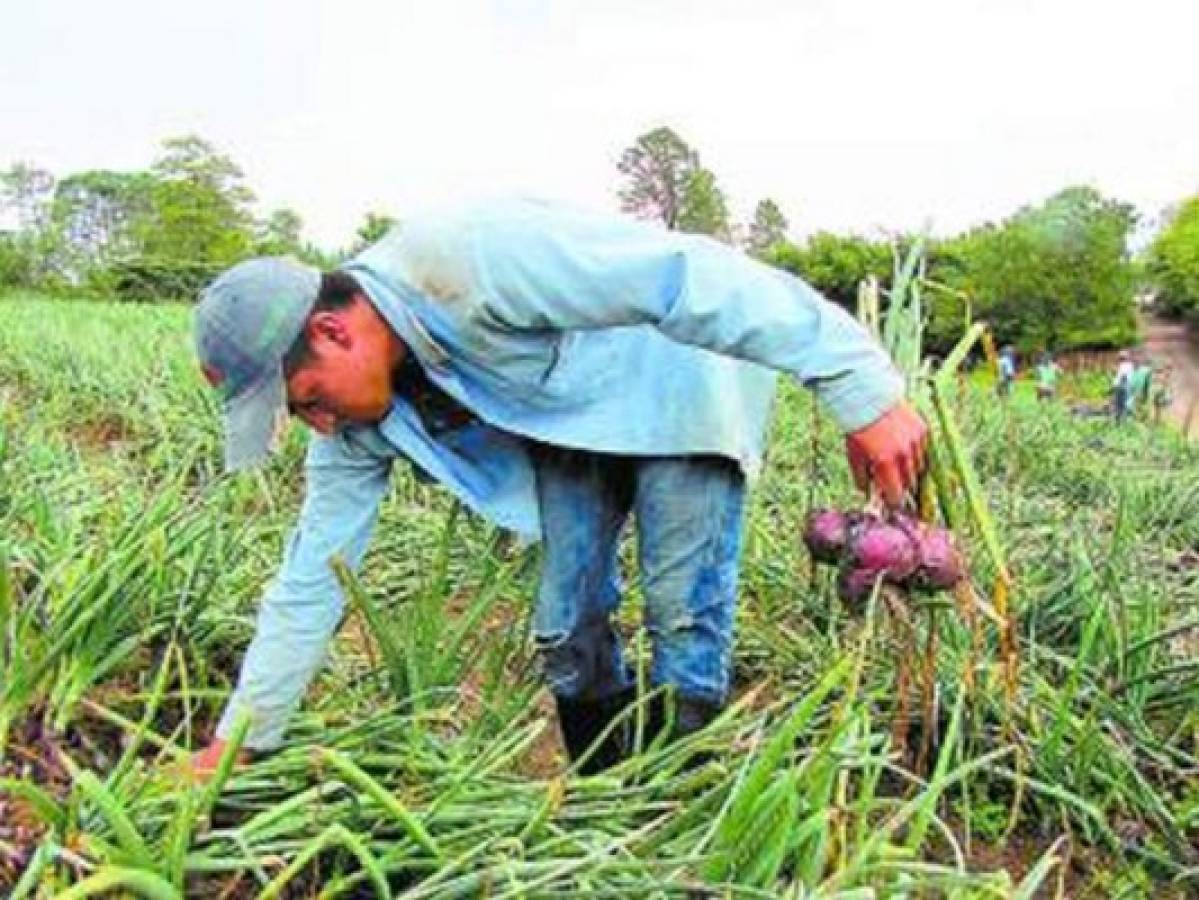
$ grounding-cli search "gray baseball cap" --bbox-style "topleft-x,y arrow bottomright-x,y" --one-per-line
195,257 -> 321,471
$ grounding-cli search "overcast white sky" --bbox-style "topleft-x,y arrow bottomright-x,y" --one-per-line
2,0 -> 1196,249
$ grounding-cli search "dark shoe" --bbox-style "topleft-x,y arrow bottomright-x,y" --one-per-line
555,688 -> 635,775
640,691 -> 722,766
676,696 -> 722,737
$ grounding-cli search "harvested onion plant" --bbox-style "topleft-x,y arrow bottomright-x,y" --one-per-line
853,249 -> 1016,767
0,294 -> 1196,897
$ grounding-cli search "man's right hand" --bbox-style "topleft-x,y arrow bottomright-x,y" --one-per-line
189,739 -> 251,782
844,401 -> 929,507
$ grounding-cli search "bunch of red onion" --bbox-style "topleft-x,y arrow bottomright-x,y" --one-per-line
803,508 -> 964,604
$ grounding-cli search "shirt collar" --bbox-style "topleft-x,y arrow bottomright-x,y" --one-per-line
344,264 -> 451,373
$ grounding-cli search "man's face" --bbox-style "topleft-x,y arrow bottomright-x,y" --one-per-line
284,304 -> 394,435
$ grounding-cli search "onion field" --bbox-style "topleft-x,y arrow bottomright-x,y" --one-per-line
1,294 -> 1197,897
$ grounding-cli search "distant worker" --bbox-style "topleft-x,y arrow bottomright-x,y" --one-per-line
997,346 -> 1016,397
1034,352 -> 1061,401
1152,364 -> 1173,425
1128,354 -> 1153,418
1112,350 -> 1134,421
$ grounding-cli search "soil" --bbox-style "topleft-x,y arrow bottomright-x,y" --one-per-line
1141,315 -> 1199,436
0,716 -> 78,886
72,415 -> 135,452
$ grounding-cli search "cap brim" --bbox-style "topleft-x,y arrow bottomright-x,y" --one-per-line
223,370 -> 287,472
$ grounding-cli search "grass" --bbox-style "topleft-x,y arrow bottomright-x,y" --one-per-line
0,292 -> 1197,897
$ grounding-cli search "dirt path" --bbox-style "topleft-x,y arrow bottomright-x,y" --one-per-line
1141,316 -> 1199,437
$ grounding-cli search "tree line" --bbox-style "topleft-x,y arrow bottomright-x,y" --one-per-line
3,127 -> 1195,352
616,128 -> 1141,354
0,136 -> 391,302
1146,196 -> 1199,320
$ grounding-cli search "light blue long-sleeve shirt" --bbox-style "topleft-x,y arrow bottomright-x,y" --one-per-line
217,197 -> 904,748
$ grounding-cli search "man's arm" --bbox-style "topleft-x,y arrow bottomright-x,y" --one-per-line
469,199 -> 905,434
458,200 -> 923,501
206,434 -> 392,759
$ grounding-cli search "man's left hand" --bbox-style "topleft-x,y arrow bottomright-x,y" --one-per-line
844,401 -> 929,507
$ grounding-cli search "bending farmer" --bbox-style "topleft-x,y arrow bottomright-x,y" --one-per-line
191,198 -> 927,775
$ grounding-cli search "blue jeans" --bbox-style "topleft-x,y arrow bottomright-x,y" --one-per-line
529,445 -> 746,706
1113,384 -> 1131,421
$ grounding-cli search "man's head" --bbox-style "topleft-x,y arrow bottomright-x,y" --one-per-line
281,270 -> 401,436
195,258 -> 402,471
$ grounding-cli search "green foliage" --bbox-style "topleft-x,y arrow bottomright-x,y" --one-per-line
151,135 -> 255,208
757,185 -> 1138,354
136,136 -> 255,272
103,259 -> 226,302
51,170 -> 155,288
1,162 -> 55,232
765,231 -> 891,309
0,232 -> 44,289
616,126 -> 698,229
1,163 -> 63,288
676,167 -> 730,240
926,186 -> 1138,353
292,240 -> 343,271
955,796 -> 1009,843
1146,195 -> 1199,317
617,127 -> 732,241
53,171 -> 154,256
0,127 -> 1161,361
0,136 -> 332,300
352,210 -> 397,253
746,197 -> 789,258
253,207 -> 304,257
3,297 -> 1199,894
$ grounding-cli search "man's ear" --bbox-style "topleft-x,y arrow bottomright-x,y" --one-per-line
307,310 -> 352,350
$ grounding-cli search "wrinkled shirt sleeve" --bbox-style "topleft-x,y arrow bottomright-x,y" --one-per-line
216,435 -> 392,749
472,200 -> 904,432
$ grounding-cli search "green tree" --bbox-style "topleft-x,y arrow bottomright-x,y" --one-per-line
140,135 -> 255,265
353,211 -> 397,252
54,170 -> 153,255
254,207 -> 305,257
677,167 -> 731,240
103,136 -> 258,298
0,233 -> 38,288
926,186 -> 1137,351
1,162 -> 55,232
296,242 -> 342,270
765,231 -> 891,309
0,138 -> 333,298
746,198 -> 789,258
151,135 -> 255,209
52,170 -> 155,285
0,163 -> 60,287
1146,195 -> 1199,317
617,126 -> 698,229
